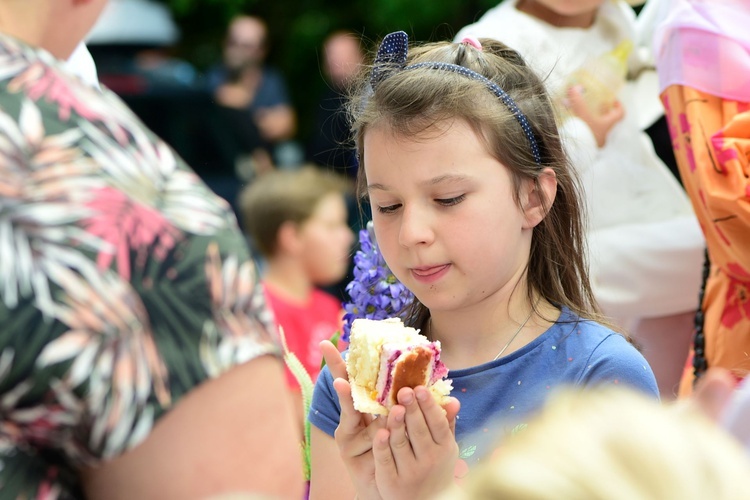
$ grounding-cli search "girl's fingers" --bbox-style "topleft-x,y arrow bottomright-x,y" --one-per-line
415,386 -> 455,447
332,377 -> 375,429
566,85 -> 591,120
332,377 -> 374,427
332,378 -> 378,456
397,387 -> 433,457
442,396 -> 461,435
332,377 -> 356,421
601,100 -> 625,127
321,340 -> 348,380
385,404 -> 413,469
372,427 -> 398,485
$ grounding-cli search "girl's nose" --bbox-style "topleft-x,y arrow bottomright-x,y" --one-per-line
398,204 -> 434,248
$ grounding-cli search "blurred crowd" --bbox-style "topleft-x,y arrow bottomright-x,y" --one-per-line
3,0 -> 750,498
88,6 -> 364,218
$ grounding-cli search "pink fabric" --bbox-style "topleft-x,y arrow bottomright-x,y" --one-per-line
654,0 -> 750,101
263,284 -> 343,389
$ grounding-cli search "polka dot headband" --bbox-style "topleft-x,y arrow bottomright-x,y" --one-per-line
371,31 -> 542,166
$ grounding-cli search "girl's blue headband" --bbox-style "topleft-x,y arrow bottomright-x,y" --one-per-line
371,31 -> 542,166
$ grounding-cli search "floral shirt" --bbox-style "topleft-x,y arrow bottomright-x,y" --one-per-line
0,34 -> 280,498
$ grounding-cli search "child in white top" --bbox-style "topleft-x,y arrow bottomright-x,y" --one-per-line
456,0 -> 706,398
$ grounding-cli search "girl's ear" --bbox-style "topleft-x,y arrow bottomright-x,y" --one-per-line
522,167 -> 557,229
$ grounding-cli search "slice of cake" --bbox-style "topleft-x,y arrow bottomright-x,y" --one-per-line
346,317 -> 452,415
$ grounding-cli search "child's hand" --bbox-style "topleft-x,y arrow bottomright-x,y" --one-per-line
565,85 -> 624,148
321,341 -> 386,500
372,386 -> 461,500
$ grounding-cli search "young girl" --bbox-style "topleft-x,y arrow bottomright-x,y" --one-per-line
308,32 -> 658,500
455,0 -> 706,399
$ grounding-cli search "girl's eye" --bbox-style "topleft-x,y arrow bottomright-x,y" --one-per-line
377,203 -> 401,214
436,194 -> 466,207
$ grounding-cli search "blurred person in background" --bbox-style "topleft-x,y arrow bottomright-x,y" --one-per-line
307,31 -> 368,302
307,30 -> 364,181
239,166 -> 354,426
0,0 -> 303,498
208,14 -> 301,169
456,0 -> 706,400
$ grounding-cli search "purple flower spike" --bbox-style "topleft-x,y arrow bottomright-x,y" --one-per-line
341,222 -> 414,342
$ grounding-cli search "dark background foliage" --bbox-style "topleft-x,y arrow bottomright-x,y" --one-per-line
152,0 -> 500,142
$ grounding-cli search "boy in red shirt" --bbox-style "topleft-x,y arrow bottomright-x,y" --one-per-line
240,166 -> 354,422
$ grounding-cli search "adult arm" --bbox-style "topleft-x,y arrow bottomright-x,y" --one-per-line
80,355 -> 304,499
309,425 -> 357,500
307,346 -> 358,500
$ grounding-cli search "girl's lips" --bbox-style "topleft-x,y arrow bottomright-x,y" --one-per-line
411,264 -> 450,283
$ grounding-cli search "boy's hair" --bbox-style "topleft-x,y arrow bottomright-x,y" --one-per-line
451,387 -> 750,500
239,166 -> 351,258
349,37 -> 603,327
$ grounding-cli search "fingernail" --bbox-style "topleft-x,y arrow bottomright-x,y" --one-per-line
395,411 -> 405,423
416,388 -> 428,401
401,392 -> 414,405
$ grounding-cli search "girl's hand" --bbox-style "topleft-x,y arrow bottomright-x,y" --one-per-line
321,341 -> 385,500
372,386 -> 461,500
565,85 -> 624,148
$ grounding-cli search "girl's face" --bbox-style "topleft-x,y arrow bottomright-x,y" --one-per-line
298,192 -> 354,286
364,119 -> 536,315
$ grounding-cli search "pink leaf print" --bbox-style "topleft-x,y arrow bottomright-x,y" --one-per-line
679,113 -> 691,134
727,262 -> 750,281
721,276 -> 750,329
685,139 -> 697,173
8,62 -> 101,123
712,132 -> 737,174
33,465 -> 61,500
83,187 -> 180,280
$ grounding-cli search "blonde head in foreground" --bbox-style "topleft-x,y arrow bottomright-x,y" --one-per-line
448,386 -> 750,500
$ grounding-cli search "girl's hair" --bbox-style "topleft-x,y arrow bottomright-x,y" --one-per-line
447,387 -> 750,500
239,165 -> 351,258
349,36 -> 605,327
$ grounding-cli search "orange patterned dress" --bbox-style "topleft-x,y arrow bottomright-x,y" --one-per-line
661,86 -> 750,395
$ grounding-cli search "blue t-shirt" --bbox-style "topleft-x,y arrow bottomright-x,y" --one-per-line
308,307 -> 658,466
